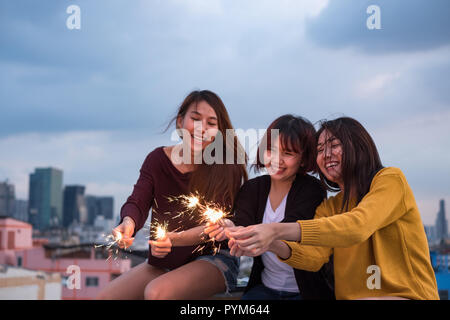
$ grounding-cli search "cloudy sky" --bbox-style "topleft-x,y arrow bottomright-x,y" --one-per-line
1,0 -> 449,225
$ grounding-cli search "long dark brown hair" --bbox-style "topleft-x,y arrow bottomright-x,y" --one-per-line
253,114 -> 318,176
167,90 -> 248,208
316,117 -> 383,212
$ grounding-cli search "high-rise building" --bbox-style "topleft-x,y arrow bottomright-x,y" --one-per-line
63,185 -> 87,227
435,199 -> 448,243
28,168 -> 63,231
0,180 -> 15,217
85,195 -> 114,225
85,196 -> 99,226
424,225 -> 437,245
97,197 -> 114,220
14,199 -> 28,222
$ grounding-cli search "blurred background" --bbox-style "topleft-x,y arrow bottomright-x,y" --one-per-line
0,0 -> 449,299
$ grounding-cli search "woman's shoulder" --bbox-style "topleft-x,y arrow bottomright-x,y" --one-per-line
141,146 -> 167,169
372,167 -> 408,187
375,167 -> 404,177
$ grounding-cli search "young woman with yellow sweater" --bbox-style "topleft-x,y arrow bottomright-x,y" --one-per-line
227,117 -> 439,300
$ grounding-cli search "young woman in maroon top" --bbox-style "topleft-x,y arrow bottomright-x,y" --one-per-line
96,90 -> 247,300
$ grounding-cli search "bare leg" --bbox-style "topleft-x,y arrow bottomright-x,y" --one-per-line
96,262 -> 167,300
144,260 -> 226,300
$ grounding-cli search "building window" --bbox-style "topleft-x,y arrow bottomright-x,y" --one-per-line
86,277 -> 99,287
17,256 -> 22,267
62,276 -> 69,288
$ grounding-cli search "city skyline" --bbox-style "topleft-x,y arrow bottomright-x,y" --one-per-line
0,168 -> 115,231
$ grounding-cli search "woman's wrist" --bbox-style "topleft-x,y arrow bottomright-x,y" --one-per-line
272,222 -> 301,242
268,240 -> 292,260
123,216 -> 136,228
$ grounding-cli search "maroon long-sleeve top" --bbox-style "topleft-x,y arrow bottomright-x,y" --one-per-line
120,146 -> 209,270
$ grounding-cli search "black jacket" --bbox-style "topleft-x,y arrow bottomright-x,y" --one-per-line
232,174 -> 335,300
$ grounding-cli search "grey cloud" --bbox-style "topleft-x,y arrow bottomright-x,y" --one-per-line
306,0 -> 450,54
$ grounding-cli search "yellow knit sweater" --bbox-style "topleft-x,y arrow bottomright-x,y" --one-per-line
281,167 -> 439,300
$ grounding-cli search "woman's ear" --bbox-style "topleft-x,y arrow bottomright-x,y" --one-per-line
176,115 -> 183,130
175,116 -> 185,139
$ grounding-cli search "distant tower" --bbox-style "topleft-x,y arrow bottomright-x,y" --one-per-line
63,185 -> 87,227
0,180 -> 15,217
28,168 -> 63,230
435,199 -> 448,242
85,195 -> 114,225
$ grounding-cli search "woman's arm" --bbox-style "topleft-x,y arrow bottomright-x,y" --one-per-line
298,170 -> 408,248
232,169 -> 410,251
226,221 -> 301,256
120,153 -> 155,234
169,226 -> 206,246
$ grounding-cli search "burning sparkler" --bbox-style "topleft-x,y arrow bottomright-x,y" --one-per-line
202,207 -> 227,224
151,220 -> 169,240
94,230 -> 129,261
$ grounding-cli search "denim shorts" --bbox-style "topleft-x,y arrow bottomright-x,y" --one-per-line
195,249 -> 240,295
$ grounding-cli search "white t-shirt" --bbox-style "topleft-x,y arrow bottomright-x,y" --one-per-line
261,194 -> 299,293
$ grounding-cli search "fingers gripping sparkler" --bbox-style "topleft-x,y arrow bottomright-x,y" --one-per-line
94,231 -> 129,261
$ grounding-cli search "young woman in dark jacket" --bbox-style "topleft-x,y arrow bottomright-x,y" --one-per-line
206,115 -> 335,300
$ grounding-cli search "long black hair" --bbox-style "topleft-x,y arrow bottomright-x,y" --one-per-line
316,117 -> 384,212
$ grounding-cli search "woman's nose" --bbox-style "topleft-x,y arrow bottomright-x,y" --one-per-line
324,146 -> 332,158
194,121 -> 204,133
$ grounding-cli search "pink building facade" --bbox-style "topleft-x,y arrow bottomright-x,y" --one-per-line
0,217 -> 131,299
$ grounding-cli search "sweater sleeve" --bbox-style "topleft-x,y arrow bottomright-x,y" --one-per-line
280,241 -> 333,272
120,153 -> 155,233
299,169 -> 408,248
278,198 -> 334,271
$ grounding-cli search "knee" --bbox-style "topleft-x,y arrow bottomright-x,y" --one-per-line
144,280 -> 171,300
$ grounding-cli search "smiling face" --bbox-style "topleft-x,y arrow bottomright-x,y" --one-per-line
177,100 -> 219,156
264,135 -> 302,182
316,129 -> 344,188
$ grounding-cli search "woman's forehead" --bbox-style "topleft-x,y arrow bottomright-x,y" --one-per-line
188,101 -> 217,118
318,130 -> 338,145
278,134 -> 301,153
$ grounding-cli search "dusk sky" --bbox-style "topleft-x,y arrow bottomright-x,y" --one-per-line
1,0 -> 449,225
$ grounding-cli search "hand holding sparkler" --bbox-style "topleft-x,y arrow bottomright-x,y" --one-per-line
149,234 -> 172,258
149,221 -> 173,258
113,216 -> 136,249
228,237 -> 246,257
204,218 -> 235,242
226,223 -> 277,257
